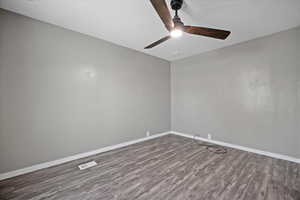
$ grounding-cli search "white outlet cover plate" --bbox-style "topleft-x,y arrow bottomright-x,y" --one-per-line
208,134 -> 212,140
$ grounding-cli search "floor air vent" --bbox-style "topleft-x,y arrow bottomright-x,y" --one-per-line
78,161 -> 97,170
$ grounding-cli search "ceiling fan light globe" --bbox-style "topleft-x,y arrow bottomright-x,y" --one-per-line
170,29 -> 183,38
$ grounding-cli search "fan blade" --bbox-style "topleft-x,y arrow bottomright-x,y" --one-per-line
184,26 -> 231,40
144,36 -> 171,49
150,0 -> 173,31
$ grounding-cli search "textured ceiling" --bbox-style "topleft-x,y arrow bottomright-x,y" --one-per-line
1,0 -> 300,61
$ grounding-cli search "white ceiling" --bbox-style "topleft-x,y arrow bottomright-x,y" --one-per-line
1,0 -> 300,61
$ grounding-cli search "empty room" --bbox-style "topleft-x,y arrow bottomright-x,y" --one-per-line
0,0 -> 299,199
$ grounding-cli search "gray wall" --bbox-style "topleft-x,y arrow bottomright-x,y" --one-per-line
171,27 -> 300,158
1,9 -> 299,175
0,9 -> 170,173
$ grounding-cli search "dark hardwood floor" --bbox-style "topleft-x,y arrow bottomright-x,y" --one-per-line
0,135 -> 299,200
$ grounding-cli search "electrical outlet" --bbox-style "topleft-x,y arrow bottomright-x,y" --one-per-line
146,131 -> 150,137
208,134 -> 212,140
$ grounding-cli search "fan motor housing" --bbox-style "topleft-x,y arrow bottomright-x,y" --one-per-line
171,0 -> 183,10
173,15 -> 184,28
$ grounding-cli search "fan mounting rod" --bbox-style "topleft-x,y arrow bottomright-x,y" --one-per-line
171,0 -> 184,29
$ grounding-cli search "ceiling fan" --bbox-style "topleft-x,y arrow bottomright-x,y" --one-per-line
145,0 -> 231,49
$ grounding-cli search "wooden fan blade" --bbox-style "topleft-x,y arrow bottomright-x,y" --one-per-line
184,26 -> 231,40
144,36 -> 171,49
150,0 -> 173,31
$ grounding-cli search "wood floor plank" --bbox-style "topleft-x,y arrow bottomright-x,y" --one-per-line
0,135 -> 299,200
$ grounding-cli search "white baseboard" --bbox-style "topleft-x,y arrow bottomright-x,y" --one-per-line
170,131 -> 300,164
0,131 -> 171,181
1,130 -> 299,181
